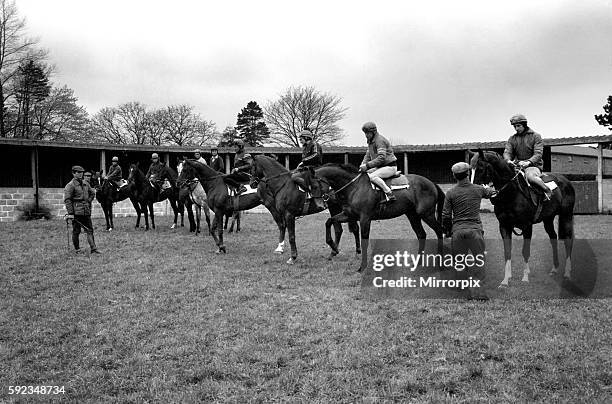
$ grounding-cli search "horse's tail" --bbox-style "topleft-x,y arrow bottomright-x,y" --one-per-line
434,183 -> 445,225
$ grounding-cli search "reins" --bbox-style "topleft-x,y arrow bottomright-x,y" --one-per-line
323,172 -> 364,201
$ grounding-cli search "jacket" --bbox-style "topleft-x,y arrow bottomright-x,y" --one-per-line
146,161 -> 166,179
362,133 -> 397,169
301,141 -> 323,167
107,164 -> 122,181
64,178 -> 94,216
210,155 -> 225,173
503,128 -> 544,169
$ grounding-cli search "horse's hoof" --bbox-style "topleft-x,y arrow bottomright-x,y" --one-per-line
498,283 -> 509,289
521,277 -> 529,283
216,247 -> 227,254
170,224 -> 176,229
286,257 -> 296,265
107,228 -> 113,232
357,267 -> 364,273
356,249 -> 362,255
274,247 -> 284,254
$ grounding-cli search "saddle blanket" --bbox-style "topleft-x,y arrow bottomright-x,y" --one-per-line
227,184 -> 258,196
545,181 -> 558,191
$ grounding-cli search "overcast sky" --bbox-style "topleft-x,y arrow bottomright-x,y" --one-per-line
18,0 -> 612,146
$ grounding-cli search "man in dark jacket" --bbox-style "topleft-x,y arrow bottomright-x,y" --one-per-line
442,162 -> 496,300
226,139 -> 250,194
210,147 -> 225,173
291,130 -> 324,208
106,156 -> 123,189
64,165 -> 100,254
503,114 -> 551,199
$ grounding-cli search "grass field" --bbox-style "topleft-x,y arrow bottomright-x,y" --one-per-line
1,213 -> 611,402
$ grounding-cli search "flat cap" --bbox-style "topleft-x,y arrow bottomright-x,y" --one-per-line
72,165 -> 85,172
111,156 -> 119,162
451,162 -> 470,174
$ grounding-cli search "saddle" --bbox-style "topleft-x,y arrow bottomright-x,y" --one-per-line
515,172 -> 558,221
369,172 -> 410,191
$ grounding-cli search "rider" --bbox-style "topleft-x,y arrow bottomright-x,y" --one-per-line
359,121 -> 397,203
442,162 -> 495,300
105,156 -> 123,189
194,149 -> 208,165
146,153 -> 167,187
291,129 -> 324,207
210,146 -> 225,173
503,114 -> 552,200
227,139 -> 250,194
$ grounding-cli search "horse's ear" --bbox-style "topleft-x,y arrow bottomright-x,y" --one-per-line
478,149 -> 485,159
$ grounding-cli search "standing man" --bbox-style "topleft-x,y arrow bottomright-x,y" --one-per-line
64,165 -> 100,254
442,162 -> 495,300
503,114 -> 551,200
291,129 -> 324,208
359,121 -> 398,203
105,156 -> 123,189
210,146 -> 225,173
194,149 -> 208,165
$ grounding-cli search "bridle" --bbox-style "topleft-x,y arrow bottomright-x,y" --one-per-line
322,172 -> 364,202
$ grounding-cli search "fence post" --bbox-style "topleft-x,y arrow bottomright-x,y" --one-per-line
597,143 -> 603,213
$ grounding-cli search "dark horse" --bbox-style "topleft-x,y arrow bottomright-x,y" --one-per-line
177,160 -> 262,253
249,155 -> 361,264
90,172 -> 140,231
470,150 -> 575,286
312,163 -> 446,272
127,163 -> 183,230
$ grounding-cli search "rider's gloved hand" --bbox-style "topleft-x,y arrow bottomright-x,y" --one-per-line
359,164 -> 368,172
65,214 -> 74,220
518,160 -> 530,169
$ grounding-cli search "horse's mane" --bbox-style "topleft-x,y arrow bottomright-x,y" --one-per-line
254,154 -> 288,171
320,162 -> 360,173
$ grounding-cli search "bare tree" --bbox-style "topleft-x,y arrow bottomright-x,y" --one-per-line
264,85 -> 347,147
145,109 -> 167,146
0,0 -> 46,136
163,104 -> 217,146
91,107 -> 126,144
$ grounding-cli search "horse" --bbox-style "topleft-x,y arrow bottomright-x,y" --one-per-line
127,163 -> 183,230
249,155 -> 361,264
177,160 -> 262,253
89,172 -> 140,231
177,178 -> 213,236
470,150 -> 575,286
311,163 -> 446,272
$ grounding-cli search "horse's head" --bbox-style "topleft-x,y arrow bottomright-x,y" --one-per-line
470,150 -> 514,188
89,171 -> 102,189
178,159 -> 198,183
128,163 -> 143,184
250,155 -> 285,180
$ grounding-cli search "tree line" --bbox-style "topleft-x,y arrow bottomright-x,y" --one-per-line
2,0 -> 610,148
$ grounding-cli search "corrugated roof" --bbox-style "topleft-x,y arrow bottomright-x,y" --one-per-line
1,134 -> 611,153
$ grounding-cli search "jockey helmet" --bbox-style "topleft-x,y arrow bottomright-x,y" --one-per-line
151,153 -> 159,159
451,162 -> 470,174
111,156 -> 119,162
211,146 -> 218,152
194,149 -> 201,154
362,121 -> 377,133
71,165 -> 84,173
510,114 -> 527,125
243,153 -> 253,160
299,129 -> 314,140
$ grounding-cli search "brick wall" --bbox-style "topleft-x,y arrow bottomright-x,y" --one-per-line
0,187 -> 174,222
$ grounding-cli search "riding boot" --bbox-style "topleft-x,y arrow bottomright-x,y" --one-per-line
533,178 -> 552,201
87,233 -> 101,254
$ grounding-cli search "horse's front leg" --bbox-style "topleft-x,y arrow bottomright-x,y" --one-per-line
142,202 -> 150,230
521,225 -> 533,283
358,216 -> 372,272
149,202 -> 155,230
285,212 -> 297,264
210,209 -> 225,253
349,221 -> 361,255
132,198 -> 141,229
499,223 -> 513,287
325,211 -> 352,259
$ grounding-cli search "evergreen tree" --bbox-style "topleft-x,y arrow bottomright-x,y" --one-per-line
217,125 -> 238,147
14,60 -> 50,138
235,101 -> 270,146
595,95 -> 612,132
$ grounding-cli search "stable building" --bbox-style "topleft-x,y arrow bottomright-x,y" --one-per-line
0,135 -> 611,221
